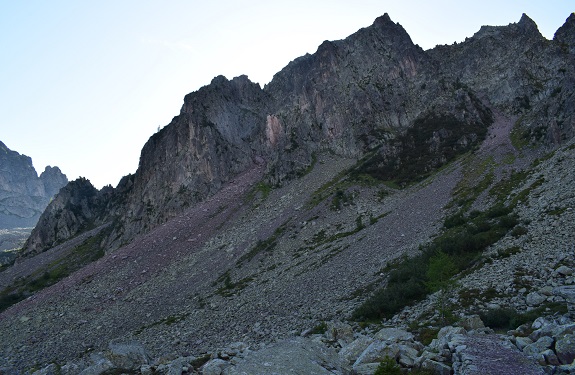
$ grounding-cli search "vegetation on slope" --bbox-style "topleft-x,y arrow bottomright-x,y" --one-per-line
0,227 -> 111,313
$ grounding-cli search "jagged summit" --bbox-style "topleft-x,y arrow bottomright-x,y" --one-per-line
554,12 -> 575,50
518,13 -> 539,32
472,13 -> 543,41
0,141 -> 67,229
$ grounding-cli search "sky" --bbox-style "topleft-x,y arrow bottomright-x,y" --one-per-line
1,1 -> 573,189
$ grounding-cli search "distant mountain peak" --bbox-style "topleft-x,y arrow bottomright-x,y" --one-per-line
0,141 -> 68,229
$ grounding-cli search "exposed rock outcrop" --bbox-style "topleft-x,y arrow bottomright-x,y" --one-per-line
0,141 -> 68,229
22,13 -> 575,257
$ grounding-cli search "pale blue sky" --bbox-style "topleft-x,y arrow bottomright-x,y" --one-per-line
1,1 -> 573,188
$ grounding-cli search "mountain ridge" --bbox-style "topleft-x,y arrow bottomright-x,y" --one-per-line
1,13 -> 575,373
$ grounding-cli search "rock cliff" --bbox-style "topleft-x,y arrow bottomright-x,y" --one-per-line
23,13 -> 575,256
0,141 -> 67,229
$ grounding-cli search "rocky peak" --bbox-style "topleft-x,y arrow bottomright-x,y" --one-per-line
517,13 -> 539,33
22,177 -> 104,257
39,166 -> 67,197
472,13 -> 543,42
0,141 -> 67,229
554,13 -> 575,52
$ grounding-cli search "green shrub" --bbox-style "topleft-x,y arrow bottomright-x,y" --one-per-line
480,308 -> 518,330
310,321 -> 328,335
352,204 -> 518,322
511,226 -> 528,237
374,356 -> 401,375
444,212 -> 466,229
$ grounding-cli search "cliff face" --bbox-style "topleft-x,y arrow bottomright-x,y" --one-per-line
21,13 -> 575,256
0,141 -> 67,229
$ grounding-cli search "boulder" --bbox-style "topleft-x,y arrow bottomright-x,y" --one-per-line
555,333 -> 575,365
556,265 -> 574,276
522,336 -> 554,357
353,341 -> 400,367
338,335 -> 374,364
31,364 -> 58,375
421,359 -> 451,375
458,315 -> 485,331
526,292 -> 546,306
554,286 -> 575,319
514,336 -> 533,351
201,359 -> 230,375
107,341 -> 150,370
325,321 -> 355,345
397,344 -> 419,367
78,356 -> 114,375
224,337 -> 347,374
373,327 -> 414,342
541,348 -> 561,366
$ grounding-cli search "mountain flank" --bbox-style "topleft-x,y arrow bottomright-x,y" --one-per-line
1,12 -> 575,374
0,141 -> 67,266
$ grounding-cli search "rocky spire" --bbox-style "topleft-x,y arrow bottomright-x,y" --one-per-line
554,13 -> 575,52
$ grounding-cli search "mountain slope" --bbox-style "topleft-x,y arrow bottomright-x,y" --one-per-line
1,12 -> 575,372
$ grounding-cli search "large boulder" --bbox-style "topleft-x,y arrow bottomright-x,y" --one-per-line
555,334 -> 575,365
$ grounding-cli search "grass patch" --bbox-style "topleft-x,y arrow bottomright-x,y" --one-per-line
494,246 -> 521,259
245,182 -> 273,204
0,227 -> 110,313
236,221 -> 290,265
546,207 -> 567,216
309,321 -> 328,335
306,215 -> 367,249
214,269 -> 255,297
510,118 -> 530,150
135,312 -> 191,334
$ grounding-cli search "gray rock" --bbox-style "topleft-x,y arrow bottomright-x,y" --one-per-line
78,356 -> 114,375
338,335 -> 374,364
325,321 -> 354,345
555,334 -> 575,365
373,327 -> 414,342
353,341 -> 400,367
551,323 -> 575,338
541,348 -> 561,366
515,336 -> 533,351
458,315 -> 485,331
202,359 -> 230,375
31,364 -> 58,375
554,286 -> 575,319
421,359 -> 451,375
397,344 -> 419,367
556,265 -> 574,276
526,292 -> 546,306
107,341 -> 150,370
523,336 -> 554,357
224,337 -> 347,375
164,356 -> 195,375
